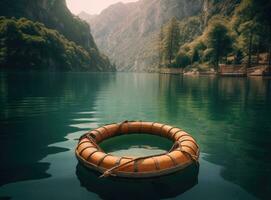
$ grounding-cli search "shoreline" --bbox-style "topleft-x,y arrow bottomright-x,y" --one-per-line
158,65 -> 271,77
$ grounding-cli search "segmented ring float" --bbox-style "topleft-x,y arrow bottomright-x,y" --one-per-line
75,121 -> 200,178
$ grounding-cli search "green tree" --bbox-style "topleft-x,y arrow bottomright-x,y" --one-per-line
192,49 -> 200,63
158,26 -> 164,67
233,0 -> 271,67
206,18 -> 234,70
163,17 -> 180,66
238,20 -> 261,67
175,51 -> 190,68
258,0 -> 271,67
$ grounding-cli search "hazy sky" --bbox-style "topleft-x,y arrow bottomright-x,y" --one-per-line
66,0 -> 138,15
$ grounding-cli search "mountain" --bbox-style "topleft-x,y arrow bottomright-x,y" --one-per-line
78,11 -> 97,23
86,0 -> 243,72
87,0 -> 204,71
0,17 -> 93,70
0,0 -> 114,71
161,0 -> 271,73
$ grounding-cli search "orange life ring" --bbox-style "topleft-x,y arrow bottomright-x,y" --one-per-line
75,121 -> 200,178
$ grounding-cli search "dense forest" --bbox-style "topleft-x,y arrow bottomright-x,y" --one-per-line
0,17 -> 94,70
0,0 -> 114,71
159,0 -> 271,71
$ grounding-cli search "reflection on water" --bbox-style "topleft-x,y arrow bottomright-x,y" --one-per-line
76,163 -> 199,200
99,134 -> 172,157
0,72 -> 115,186
157,75 -> 271,200
0,72 -> 270,200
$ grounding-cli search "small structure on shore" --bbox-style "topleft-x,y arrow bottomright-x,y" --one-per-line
219,64 -> 271,77
247,65 -> 271,76
158,64 -> 271,77
219,64 -> 246,77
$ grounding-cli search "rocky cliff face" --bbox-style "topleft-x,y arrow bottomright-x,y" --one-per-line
0,0 -> 114,71
88,0 -> 203,71
203,0 -> 241,25
78,12 -> 97,24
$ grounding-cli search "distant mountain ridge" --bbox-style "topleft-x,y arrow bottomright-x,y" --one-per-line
78,11 -> 97,23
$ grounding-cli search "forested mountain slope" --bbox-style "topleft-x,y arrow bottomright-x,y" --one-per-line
87,0 -> 269,72
172,0 -> 270,71
0,0 -> 114,71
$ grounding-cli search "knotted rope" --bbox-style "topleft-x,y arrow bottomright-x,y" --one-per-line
99,140 -> 199,178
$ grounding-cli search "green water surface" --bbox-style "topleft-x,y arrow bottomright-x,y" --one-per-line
0,72 -> 270,200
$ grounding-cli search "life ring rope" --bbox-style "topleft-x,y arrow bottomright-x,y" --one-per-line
99,140 -> 198,178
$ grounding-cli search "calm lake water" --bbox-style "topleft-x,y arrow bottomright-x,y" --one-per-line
0,72 -> 270,200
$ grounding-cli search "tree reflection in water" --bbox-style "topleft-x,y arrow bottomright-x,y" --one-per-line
158,75 -> 271,200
